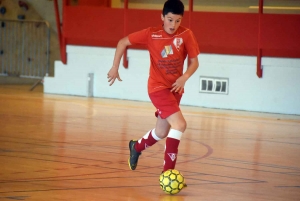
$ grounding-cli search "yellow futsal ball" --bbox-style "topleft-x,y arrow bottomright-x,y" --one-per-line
159,169 -> 186,195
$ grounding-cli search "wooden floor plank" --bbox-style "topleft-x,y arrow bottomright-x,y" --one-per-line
0,85 -> 299,200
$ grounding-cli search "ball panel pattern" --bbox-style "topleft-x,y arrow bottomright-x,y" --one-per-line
159,169 -> 185,195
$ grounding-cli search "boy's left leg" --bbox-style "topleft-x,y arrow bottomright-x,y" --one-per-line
163,111 -> 186,172
148,89 -> 185,172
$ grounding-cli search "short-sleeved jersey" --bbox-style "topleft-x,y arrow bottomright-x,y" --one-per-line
128,25 -> 200,94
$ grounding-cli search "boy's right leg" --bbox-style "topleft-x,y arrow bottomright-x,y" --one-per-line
128,140 -> 141,170
128,130 -> 159,170
135,129 -> 162,153
128,116 -> 170,170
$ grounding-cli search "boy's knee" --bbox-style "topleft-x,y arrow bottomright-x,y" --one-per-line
180,120 -> 187,132
155,129 -> 169,139
173,120 -> 186,132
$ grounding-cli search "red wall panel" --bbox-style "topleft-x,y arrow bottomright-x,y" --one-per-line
191,12 -> 258,55
63,7 -> 124,47
61,5 -> 300,58
261,14 -> 300,58
126,9 -> 191,34
191,12 -> 259,56
126,10 -> 162,34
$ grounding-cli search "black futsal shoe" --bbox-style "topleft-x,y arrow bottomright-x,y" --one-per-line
128,140 -> 141,170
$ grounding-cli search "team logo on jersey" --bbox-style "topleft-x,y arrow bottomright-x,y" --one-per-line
173,37 -> 183,51
168,153 -> 177,161
161,45 -> 173,58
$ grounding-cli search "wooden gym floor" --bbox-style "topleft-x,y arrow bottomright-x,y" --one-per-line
0,85 -> 300,201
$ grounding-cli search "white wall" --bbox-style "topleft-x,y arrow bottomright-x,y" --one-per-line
44,45 -> 300,115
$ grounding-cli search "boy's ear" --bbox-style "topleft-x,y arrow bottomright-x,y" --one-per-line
161,14 -> 164,21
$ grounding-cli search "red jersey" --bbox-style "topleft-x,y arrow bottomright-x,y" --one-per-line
128,26 -> 200,94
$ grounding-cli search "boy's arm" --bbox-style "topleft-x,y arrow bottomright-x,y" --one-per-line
171,57 -> 199,93
107,36 -> 132,86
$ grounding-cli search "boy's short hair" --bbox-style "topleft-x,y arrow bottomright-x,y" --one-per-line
162,0 -> 184,16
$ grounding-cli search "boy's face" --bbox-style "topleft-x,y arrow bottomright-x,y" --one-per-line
161,12 -> 182,35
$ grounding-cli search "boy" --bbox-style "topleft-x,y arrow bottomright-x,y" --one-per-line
107,0 -> 199,174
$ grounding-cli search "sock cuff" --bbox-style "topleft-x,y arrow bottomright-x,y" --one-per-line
138,130 -> 151,143
167,129 -> 182,140
152,129 -> 162,141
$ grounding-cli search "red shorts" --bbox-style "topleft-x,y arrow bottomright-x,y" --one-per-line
149,89 -> 182,119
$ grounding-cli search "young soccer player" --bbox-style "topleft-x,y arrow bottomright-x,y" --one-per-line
107,0 -> 199,173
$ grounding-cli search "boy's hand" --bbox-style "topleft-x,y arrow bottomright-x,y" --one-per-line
171,75 -> 188,93
107,67 -> 122,86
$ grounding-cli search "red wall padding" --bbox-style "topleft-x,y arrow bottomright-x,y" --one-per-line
62,6 -> 300,58
63,7 -> 124,47
126,9 -> 191,33
261,14 -> 300,58
191,12 -> 259,56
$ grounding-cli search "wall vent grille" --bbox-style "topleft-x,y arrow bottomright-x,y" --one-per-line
199,77 -> 229,94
